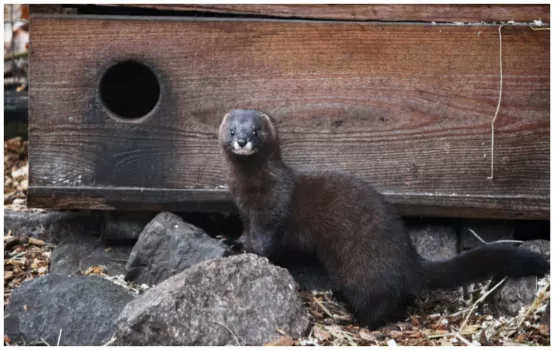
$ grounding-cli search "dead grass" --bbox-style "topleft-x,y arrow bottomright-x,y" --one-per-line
291,281 -> 550,346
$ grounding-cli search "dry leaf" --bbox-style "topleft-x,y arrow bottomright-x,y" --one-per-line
264,335 -> 294,346
4,335 -> 11,344
84,265 -> 106,276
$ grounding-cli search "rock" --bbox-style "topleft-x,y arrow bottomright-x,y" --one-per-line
116,254 -> 310,346
490,240 -> 550,317
101,211 -> 156,242
124,212 -> 226,286
407,224 -> 458,261
4,275 -> 134,346
461,220 -> 514,249
50,236 -> 132,276
4,208 -> 103,244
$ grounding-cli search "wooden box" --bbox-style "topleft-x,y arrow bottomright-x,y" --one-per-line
28,5 -> 550,219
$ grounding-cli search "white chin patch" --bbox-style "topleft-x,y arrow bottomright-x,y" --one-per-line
232,141 -> 257,155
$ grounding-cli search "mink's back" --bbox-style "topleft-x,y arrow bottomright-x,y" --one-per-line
282,170 -> 425,294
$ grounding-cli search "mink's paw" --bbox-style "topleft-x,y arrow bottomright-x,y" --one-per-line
217,235 -> 245,256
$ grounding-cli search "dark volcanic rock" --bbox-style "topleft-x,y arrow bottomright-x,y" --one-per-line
490,240 -> 550,317
407,224 -> 458,261
124,212 -> 226,286
50,236 -> 132,276
4,275 -> 133,346
4,208 -> 103,244
116,254 -> 310,346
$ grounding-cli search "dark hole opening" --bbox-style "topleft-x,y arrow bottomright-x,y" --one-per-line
99,60 -> 160,119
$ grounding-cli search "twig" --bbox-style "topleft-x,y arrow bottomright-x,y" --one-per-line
313,297 -> 335,319
487,24 -> 504,180
103,335 -> 117,346
9,252 -> 26,260
56,329 -> 62,346
40,337 -> 51,346
455,332 -> 473,346
459,277 -> 507,331
467,228 -> 523,245
213,321 -> 242,346
427,329 -> 477,339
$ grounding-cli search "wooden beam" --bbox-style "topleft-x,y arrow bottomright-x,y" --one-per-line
28,16 -> 550,219
28,187 -> 548,220
97,4 -> 550,23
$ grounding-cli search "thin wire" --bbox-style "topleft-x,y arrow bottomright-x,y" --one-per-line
487,25 -> 504,180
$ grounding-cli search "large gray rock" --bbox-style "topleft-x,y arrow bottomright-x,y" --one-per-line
4,208 -> 103,244
407,224 -> 458,261
116,254 -> 310,346
490,240 -> 550,317
124,212 -> 226,286
50,236 -> 132,277
4,275 -> 134,346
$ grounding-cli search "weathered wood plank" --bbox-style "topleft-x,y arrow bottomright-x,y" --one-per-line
28,16 -> 550,218
98,4 -> 550,23
28,187 -> 548,220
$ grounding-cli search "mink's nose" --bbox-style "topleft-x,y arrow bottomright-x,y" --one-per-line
237,139 -> 247,148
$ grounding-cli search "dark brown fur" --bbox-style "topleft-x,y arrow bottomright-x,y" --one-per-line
219,109 -> 549,329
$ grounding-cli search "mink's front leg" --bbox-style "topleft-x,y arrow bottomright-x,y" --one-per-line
241,231 -> 276,258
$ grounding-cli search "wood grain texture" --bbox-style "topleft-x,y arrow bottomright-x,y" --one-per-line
97,4 -> 550,23
28,16 -> 550,218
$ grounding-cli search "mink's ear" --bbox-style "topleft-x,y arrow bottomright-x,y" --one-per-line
219,112 -> 232,138
259,112 -> 277,136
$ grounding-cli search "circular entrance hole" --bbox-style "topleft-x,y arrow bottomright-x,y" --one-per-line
99,60 -> 160,120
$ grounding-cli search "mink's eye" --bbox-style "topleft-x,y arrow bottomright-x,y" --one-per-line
230,130 -> 235,136
252,130 -> 258,137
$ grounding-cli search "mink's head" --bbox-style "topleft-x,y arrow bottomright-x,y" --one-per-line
218,109 -> 279,158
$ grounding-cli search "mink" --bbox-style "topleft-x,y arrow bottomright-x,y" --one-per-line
218,109 -> 549,329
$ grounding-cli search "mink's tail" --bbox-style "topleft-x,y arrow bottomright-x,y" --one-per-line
421,244 -> 549,291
